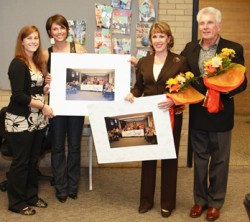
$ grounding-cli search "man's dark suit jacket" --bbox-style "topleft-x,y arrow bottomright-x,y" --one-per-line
181,37 -> 248,132
132,51 -> 188,97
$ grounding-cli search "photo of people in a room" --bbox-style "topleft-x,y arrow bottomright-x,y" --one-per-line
105,112 -> 158,148
66,68 -> 115,101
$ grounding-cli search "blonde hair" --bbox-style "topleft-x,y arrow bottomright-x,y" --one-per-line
15,25 -> 44,71
149,21 -> 174,53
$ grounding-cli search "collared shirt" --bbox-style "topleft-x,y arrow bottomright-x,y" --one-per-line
198,36 -> 220,75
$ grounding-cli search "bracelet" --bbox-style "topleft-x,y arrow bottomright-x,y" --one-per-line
41,103 -> 45,110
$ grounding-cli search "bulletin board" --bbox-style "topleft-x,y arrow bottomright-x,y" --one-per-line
0,0 -> 158,89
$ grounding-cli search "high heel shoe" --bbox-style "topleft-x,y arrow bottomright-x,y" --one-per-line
161,209 -> 172,217
138,204 -> 153,213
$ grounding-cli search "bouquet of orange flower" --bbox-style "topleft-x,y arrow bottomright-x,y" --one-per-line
204,48 -> 236,77
165,71 -> 204,130
166,71 -> 205,105
203,48 -> 246,113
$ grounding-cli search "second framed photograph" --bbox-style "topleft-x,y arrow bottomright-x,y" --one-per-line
87,94 -> 176,164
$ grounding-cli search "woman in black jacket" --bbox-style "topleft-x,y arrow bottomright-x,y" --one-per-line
5,25 -> 54,215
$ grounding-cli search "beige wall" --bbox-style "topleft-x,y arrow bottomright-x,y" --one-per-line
1,0 -> 249,168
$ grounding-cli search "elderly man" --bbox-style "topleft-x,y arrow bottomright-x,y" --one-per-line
181,7 -> 247,221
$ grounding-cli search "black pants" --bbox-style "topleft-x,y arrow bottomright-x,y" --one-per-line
50,116 -> 84,197
6,128 -> 45,211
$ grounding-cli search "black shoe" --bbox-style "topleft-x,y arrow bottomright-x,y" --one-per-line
69,193 -> 77,199
20,206 -> 36,215
161,209 -> 172,217
9,206 -> 36,216
33,198 -> 48,208
56,196 -> 67,203
138,204 -> 153,213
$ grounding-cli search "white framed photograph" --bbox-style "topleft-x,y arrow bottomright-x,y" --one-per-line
50,53 -> 131,116
87,94 -> 176,163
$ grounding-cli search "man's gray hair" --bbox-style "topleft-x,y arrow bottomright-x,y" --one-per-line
197,7 -> 222,24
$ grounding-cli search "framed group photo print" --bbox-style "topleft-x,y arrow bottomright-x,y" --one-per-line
49,53 -> 131,116
87,94 -> 176,164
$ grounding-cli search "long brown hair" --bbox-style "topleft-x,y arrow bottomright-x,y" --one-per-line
15,25 -> 44,71
149,21 -> 174,53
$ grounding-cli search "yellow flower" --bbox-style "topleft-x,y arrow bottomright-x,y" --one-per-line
220,48 -> 235,58
166,78 -> 178,85
204,60 -> 212,68
185,71 -> 194,79
166,71 -> 198,93
203,48 -> 236,77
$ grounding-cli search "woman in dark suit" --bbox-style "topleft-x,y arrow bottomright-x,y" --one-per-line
125,21 -> 188,218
